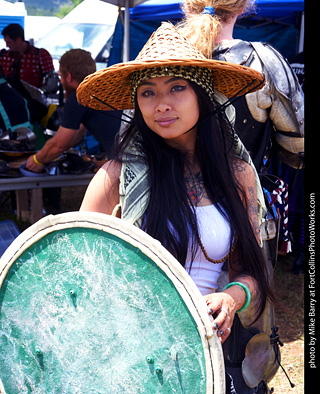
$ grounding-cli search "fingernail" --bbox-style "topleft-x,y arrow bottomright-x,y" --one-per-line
209,309 -> 213,315
220,330 -> 224,336
213,323 -> 219,329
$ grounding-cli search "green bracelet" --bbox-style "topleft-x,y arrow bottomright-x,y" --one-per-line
222,281 -> 251,313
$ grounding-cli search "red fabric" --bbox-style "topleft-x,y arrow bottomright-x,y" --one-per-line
0,44 -> 54,88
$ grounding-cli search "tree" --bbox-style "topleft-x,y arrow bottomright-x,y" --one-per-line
55,0 -> 84,18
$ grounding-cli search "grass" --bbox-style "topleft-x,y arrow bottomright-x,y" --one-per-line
271,255 -> 304,393
0,187 -> 305,392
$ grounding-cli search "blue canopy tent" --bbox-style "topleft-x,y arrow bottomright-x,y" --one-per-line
108,0 -> 304,65
129,0 -> 303,21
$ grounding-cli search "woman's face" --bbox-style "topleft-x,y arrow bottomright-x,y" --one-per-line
136,76 -> 199,150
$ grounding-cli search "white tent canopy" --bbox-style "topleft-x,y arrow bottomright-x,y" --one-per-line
64,0 -> 119,24
0,0 -> 26,16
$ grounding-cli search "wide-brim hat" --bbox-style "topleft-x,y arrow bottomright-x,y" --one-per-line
77,22 -> 264,111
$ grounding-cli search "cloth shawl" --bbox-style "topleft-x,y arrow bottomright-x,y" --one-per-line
112,91 -> 267,244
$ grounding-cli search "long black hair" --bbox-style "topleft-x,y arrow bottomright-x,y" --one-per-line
113,80 -> 276,321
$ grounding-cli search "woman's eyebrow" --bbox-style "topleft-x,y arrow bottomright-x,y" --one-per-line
139,77 -> 185,87
139,80 -> 156,86
166,77 -> 184,84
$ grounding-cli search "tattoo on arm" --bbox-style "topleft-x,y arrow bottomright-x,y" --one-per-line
233,274 -> 258,300
232,160 -> 260,241
232,160 -> 247,173
247,186 -> 260,239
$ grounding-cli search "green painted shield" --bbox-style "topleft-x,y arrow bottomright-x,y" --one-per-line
0,212 -> 225,394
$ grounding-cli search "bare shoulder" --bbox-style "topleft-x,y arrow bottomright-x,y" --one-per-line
100,159 -> 122,180
80,160 -> 121,214
232,158 -> 256,188
89,160 -> 121,190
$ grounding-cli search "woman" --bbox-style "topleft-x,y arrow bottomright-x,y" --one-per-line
77,22 -> 277,393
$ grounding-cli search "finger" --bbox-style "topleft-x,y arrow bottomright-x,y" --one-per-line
218,326 -> 232,344
211,307 -> 230,329
206,300 -> 223,317
207,304 -> 218,317
213,316 -> 235,344
215,315 -> 232,340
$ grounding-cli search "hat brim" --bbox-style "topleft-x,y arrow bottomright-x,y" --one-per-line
76,58 -> 265,111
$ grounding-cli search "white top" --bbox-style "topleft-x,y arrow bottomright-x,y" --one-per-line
185,205 -> 231,296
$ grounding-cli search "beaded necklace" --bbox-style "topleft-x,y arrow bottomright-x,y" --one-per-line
196,232 -> 237,264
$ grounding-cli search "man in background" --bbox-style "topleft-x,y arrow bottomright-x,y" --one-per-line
26,48 -> 122,172
0,23 -> 54,89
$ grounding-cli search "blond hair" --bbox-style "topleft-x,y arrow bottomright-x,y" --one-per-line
178,0 -> 255,58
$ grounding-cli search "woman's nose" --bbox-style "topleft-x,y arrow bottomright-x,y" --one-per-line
156,95 -> 172,112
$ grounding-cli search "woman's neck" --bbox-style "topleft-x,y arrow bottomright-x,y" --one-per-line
215,16 -> 238,44
166,127 -> 198,156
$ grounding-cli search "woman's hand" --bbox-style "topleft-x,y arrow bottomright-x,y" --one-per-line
204,285 -> 247,344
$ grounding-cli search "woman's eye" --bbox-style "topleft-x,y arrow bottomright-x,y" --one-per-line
171,85 -> 187,92
140,90 -> 154,97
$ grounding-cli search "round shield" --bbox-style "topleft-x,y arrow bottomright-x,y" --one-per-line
0,212 -> 225,394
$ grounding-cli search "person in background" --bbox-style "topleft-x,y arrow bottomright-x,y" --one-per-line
0,23 -> 54,89
77,22 -> 280,393
177,0 -> 304,174
0,24 -> 60,140
26,48 -> 122,173
0,65 -> 33,134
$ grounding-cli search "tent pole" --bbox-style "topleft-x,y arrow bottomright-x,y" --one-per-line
123,0 -> 130,62
298,12 -> 304,53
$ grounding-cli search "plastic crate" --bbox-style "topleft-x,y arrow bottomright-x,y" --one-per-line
0,220 -> 20,258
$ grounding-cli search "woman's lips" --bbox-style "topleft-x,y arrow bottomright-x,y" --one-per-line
155,117 -> 177,127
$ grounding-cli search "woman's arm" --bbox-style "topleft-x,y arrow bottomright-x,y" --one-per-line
80,160 -> 121,215
232,157 -> 260,243
204,252 -> 259,344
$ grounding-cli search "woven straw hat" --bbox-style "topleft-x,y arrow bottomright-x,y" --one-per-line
77,22 -> 264,111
